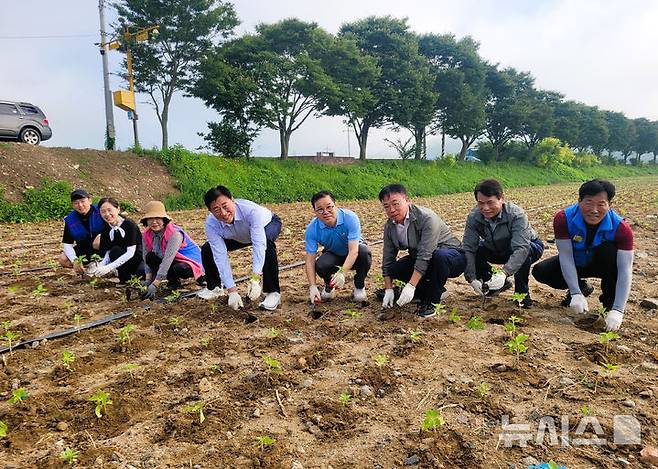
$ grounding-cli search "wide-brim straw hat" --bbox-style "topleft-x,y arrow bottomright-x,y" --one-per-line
140,201 -> 171,224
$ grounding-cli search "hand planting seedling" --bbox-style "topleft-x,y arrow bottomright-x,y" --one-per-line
408,328 -> 422,343
74,255 -> 87,273
1,330 -> 20,354
184,401 -> 206,424
433,303 -> 446,317
448,307 -> 461,324
506,333 -> 529,362
343,309 -> 362,320
8,388 -> 28,404
466,316 -> 485,330
504,315 -> 523,337
73,313 -> 84,330
117,324 -> 135,348
476,382 -> 491,399
255,435 -> 276,449
511,292 -> 527,308
266,327 -> 281,339
598,331 -> 620,355
374,354 -> 389,367
339,392 -> 351,406
60,447 -> 80,466
421,408 -> 445,432
0,420 -> 7,438
31,283 -> 47,297
89,389 -> 112,418
61,351 -> 76,370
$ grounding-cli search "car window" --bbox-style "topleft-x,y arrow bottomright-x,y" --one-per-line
19,105 -> 40,115
0,103 -> 18,115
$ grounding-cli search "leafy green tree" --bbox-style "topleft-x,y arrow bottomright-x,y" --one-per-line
632,117 -> 658,165
114,0 -> 238,150
602,111 -> 633,163
518,89 -> 560,150
552,100 -> 581,148
573,105 -> 608,155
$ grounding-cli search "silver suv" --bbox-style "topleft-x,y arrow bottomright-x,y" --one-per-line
0,100 -> 52,145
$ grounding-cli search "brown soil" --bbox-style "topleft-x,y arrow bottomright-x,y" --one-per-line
0,142 -> 176,206
0,177 -> 657,468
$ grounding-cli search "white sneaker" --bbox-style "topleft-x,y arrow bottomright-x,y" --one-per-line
320,287 -> 336,301
259,292 -> 281,311
197,287 -> 224,300
353,287 -> 367,302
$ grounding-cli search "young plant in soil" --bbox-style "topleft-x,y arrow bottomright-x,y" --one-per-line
506,333 -> 529,362
61,300 -> 76,314
598,331 -> 620,355
466,316 -> 485,330
596,306 -> 607,320
433,303 -> 446,317
8,388 -> 28,404
580,404 -> 591,416
60,447 -> 80,465
6,286 -> 18,294
164,290 -> 181,302
476,382 -> 491,399
0,420 -> 7,438
262,355 -> 282,382
126,276 -> 146,294
199,337 -> 210,347
168,316 -> 183,327
393,279 -> 406,289
90,254 -> 103,264
448,307 -> 461,325
408,328 -> 422,344
255,435 -> 276,450
184,401 -> 206,424
73,313 -> 84,330
73,255 -> 87,274
343,309 -> 362,320
117,324 -> 135,348
339,392 -> 351,406
31,283 -> 47,298
209,363 -> 224,375
210,303 -> 218,314
504,315 -> 523,337
124,363 -> 139,380
266,327 -> 281,339
373,354 -> 389,367
1,320 -> 10,332
511,292 -> 527,308
89,389 -> 112,418
61,351 -> 76,370
421,408 -> 445,432
1,330 -> 20,354
88,278 -> 99,289
599,362 -> 620,373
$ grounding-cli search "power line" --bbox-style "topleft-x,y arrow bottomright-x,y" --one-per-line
0,33 -> 97,40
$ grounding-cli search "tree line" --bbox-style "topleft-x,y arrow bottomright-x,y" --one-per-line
116,0 -> 658,164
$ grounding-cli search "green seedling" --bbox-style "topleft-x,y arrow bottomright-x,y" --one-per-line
343,309 -> 362,320
209,363 -> 224,374
580,404 -> 591,416
266,327 -> 281,339
184,401 -> 206,424
0,420 -> 7,438
127,276 -> 146,293
375,273 -> 385,288
210,303 -> 218,314
490,265 -> 504,275
374,354 -> 389,367
466,316 -> 485,330
61,351 -> 76,370
433,303 -> 446,317
547,461 -> 558,469
7,286 -> 18,294
421,408 -> 445,431
168,316 -> 183,327
476,382 -> 491,399
117,324 -> 135,347
199,336 -> 210,347
60,447 -> 80,465
31,283 -> 47,297
74,255 -> 87,268
61,300 -> 75,313
599,362 -> 620,373
8,388 -> 28,404
511,292 -> 527,308
262,355 -> 282,379
506,333 -> 529,361
124,363 -> 139,379
1,330 -> 20,354
73,313 -> 84,329
504,315 -> 523,336
598,331 -> 620,355
596,306 -> 607,319
1,320 -> 11,331
393,279 -> 406,289
164,290 -> 181,302
408,328 -> 422,343
448,307 -> 461,324
88,278 -> 99,289
90,254 -> 103,263
89,389 -> 112,418
255,435 -> 276,449
339,392 -> 352,406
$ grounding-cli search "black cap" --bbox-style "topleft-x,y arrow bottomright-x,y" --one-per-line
70,189 -> 91,201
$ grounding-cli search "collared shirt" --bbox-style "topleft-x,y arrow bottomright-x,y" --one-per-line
205,199 -> 272,290
305,208 -> 362,256
395,209 -> 410,249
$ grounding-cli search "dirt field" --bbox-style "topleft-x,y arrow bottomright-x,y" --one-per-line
0,177 -> 657,469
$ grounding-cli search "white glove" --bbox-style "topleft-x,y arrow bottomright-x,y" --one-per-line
470,280 -> 483,295
382,288 -> 395,308
309,285 -> 321,304
569,293 -> 589,314
246,278 -> 262,301
330,271 -> 346,289
93,264 -> 113,277
396,283 -> 416,307
85,262 -> 99,276
228,291 -> 243,310
485,271 -> 507,291
605,309 -> 624,331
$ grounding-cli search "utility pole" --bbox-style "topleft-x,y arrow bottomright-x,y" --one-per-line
98,0 -> 115,150
124,25 -> 140,150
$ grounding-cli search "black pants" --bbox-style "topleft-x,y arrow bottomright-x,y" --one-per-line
388,247 -> 466,304
201,214 -> 281,293
145,251 -> 193,286
532,241 -> 617,309
315,244 -> 372,289
475,238 -> 544,295
107,246 -> 145,283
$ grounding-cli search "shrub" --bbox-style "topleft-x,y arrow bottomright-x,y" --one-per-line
531,138 -> 575,168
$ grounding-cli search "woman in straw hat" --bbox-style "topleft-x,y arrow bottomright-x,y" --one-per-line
140,201 -> 204,299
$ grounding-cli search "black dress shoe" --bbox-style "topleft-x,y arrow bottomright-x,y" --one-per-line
415,303 -> 436,319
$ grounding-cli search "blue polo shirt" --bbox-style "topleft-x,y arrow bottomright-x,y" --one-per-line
305,208 -> 362,256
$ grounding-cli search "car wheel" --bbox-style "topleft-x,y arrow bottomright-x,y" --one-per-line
20,128 -> 41,145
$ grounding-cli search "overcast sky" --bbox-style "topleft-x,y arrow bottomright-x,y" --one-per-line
2,0 -> 657,157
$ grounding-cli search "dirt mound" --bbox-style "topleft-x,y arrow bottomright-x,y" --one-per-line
0,143 -> 177,208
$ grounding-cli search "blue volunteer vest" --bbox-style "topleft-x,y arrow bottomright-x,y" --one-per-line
564,203 -> 623,266
64,205 -> 105,243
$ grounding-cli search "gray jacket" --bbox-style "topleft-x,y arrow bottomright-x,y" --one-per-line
383,204 -> 461,277
462,201 -> 538,281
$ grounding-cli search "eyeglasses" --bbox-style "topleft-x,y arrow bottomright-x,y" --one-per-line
382,201 -> 402,211
314,204 -> 335,215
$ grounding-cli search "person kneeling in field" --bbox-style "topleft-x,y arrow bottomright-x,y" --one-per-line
532,179 -> 634,331
305,191 -> 372,304
86,197 -> 145,283
58,188 -> 103,273
462,179 -> 544,308
140,201 -> 204,300
199,185 -> 282,311
379,184 -> 465,319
